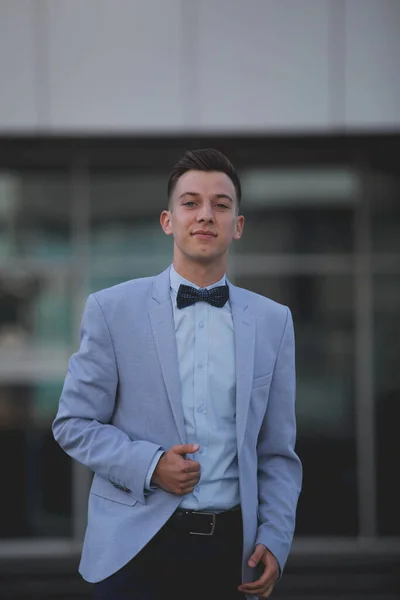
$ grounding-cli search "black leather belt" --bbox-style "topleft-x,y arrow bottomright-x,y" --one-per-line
168,506 -> 241,536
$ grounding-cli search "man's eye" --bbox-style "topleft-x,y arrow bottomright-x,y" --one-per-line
216,204 -> 229,209
183,201 -> 196,207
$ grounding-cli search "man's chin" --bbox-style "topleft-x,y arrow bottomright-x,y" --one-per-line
188,252 -> 219,265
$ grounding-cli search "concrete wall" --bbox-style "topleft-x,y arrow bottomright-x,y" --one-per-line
0,0 -> 399,133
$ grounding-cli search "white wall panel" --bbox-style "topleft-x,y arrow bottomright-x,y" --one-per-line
344,0 -> 400,130
46,0 -> 184,131
1,0 -> 399,133
0,0 -> 38,130
190,0 -> 332,131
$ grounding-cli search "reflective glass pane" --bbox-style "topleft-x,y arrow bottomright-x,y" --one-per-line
237,207 -> 355,255
370,170 -> 400,254
239,167 -> 357,254
234,274 -> 357,535
0,170 -> 71,261
0,271 -> 74,357
0,383 -> 72,538
90,171 -> 172,262
374,274 -> 400,535
0,270 -> 73,539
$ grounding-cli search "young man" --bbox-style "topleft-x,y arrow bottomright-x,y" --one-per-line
52,148 -> 302,600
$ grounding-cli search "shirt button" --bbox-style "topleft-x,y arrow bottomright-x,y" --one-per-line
198,405 -> 204,413
198,362 -> 204,369
199,321 -> 204,328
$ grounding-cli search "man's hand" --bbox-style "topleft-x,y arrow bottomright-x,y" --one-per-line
151,444 -> 201,495
238,544 -> 279,598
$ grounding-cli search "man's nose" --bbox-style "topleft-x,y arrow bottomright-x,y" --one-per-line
197,204 -> 214,222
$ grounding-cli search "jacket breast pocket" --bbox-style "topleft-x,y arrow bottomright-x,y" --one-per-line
250,373 -> 273,423
90,475 -> 137,506
252,372 -> 272,390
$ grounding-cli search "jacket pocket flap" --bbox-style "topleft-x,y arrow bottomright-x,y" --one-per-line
90,475 -> 137,506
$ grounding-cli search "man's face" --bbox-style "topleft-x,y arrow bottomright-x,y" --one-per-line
160,170 -> 244,267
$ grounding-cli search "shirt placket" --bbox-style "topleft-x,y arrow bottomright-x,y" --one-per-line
192,300 -> 209,501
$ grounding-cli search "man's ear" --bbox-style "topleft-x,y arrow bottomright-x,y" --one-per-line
233,215 -> 244,240
160,210 -> 173,235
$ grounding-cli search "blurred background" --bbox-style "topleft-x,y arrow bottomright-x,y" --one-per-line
0,0 -> 399,598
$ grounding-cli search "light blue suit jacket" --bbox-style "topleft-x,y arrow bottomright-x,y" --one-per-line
52,265 -> 302,588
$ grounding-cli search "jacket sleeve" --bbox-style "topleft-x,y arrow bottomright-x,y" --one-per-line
52,293 -> 162,505
255,307 -> 303,574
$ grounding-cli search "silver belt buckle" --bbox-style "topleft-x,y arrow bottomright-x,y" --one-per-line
189,511 -> 216,536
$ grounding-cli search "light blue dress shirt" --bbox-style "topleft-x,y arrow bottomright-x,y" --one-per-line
145,265 -> 240,511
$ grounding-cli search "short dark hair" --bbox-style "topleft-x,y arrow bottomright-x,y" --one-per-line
167,148 -> 241,207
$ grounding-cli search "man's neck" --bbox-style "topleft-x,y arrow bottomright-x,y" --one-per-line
172,261 -> 226,288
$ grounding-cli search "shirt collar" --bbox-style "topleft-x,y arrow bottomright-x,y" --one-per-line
170,264 -> 226,294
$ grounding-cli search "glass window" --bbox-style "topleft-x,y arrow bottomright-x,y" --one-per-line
237,207 -> 355,254
374,274 -> 400,535
0,383 -> 72,538
234,274 -> 357,535
0,170 -> 71,261
238,167 -> 357,254
89,170 -> 173,282
0,272 -> 73,539
0,272 -> 74,355
370,169 -> 400,254
0,167 -> 74,540
1,135 -> 399,551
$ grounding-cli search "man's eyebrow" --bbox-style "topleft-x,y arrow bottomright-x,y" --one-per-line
215,193 -> 233,202
179,192 -> 199,199
179,192 -> 233,202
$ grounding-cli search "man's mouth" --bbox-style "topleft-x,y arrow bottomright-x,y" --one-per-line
192,230 -> 217,237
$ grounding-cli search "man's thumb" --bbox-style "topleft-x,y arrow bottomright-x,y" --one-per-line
248,546 -> 264,568
172,443 -> 199,455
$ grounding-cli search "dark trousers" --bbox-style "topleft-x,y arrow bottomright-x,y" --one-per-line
93,508 -> 244,600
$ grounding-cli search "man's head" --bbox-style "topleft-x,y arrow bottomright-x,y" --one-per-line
160,148 -> 244,278
167,148 -> 242,211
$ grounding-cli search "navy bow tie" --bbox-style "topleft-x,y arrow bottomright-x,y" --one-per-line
176,284 -> 229,309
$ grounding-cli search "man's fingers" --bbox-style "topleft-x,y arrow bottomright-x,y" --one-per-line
183,459 -> 201,473
179,485 -> 197,495
174,479 -> 199,495
171,443 -> 199,455
238,578 -> 274,597
259,585 -> 275,599
180,472 -> 200,489
238,570 -> 277,597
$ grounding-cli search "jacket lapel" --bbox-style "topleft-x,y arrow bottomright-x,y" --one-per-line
149,267 -> 186,444
229,283 -> 256,454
